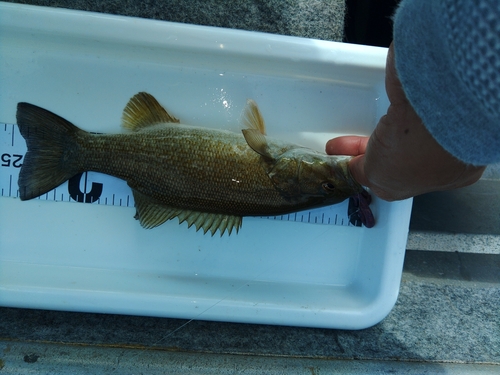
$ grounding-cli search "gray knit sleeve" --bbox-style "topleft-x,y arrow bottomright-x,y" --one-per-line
393,0 -> 500,165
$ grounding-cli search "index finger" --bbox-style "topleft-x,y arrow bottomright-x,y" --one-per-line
325,135 -> 369,156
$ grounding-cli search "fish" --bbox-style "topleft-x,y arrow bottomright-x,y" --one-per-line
15,92 -> 373,236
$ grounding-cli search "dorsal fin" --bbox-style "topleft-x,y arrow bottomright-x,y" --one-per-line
242,99 -> 266,135
122,92 -> 180,131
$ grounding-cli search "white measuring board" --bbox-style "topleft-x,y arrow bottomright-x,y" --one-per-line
0,122 -> 358,227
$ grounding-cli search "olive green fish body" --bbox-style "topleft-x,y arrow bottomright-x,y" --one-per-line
16,92 -> 364,235
80,126 -> 295,215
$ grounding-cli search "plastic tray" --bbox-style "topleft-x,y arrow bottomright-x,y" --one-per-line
0,2 -> 412,329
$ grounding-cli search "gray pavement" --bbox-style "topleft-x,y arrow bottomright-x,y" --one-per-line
0,341 -> 499,375
3,0 -> 346,41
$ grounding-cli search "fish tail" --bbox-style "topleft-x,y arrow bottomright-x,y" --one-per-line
16,103 -> 87,200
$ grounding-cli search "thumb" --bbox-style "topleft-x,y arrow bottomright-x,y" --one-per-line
348,154 -> 370,188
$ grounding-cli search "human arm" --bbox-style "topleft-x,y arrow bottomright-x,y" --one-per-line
326,0 -> 500,201
326,43 -> 485,201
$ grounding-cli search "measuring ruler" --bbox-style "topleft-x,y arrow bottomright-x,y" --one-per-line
0,122 -> 361,227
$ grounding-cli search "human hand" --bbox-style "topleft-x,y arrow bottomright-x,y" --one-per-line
326,42 -> 485,201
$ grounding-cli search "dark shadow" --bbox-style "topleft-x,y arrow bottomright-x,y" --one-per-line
345,0 -> 400,47
404,250 -> 500,285
410,180 -> 500,235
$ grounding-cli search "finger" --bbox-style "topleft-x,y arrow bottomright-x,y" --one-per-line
325,136 -> 369,156
348,154 -> 370,188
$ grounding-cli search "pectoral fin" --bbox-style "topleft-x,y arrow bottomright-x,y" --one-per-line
242,128 -> 274,161
122,92 -> 180,131
132,189 -> 242,236
241,99 -> 276,162
242,99 -> 266,135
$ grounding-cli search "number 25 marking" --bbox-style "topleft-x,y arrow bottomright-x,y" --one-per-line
1,153 -> 23,168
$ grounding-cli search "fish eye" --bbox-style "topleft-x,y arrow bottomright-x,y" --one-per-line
322,182 -> 336,192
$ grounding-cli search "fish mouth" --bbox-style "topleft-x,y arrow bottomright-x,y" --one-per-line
328,160 -> 363,194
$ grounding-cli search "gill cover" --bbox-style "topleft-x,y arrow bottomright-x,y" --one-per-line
241,100 -> 301,198
240,99 -> 354,201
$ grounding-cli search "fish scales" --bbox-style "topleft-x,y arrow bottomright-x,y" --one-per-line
79,126 -> 292,215
15,92 -> 373,235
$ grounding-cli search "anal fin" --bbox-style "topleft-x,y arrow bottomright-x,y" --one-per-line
132,189 -> 242,236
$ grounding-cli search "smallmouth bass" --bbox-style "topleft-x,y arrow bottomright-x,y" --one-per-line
15,92 -> 374,235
